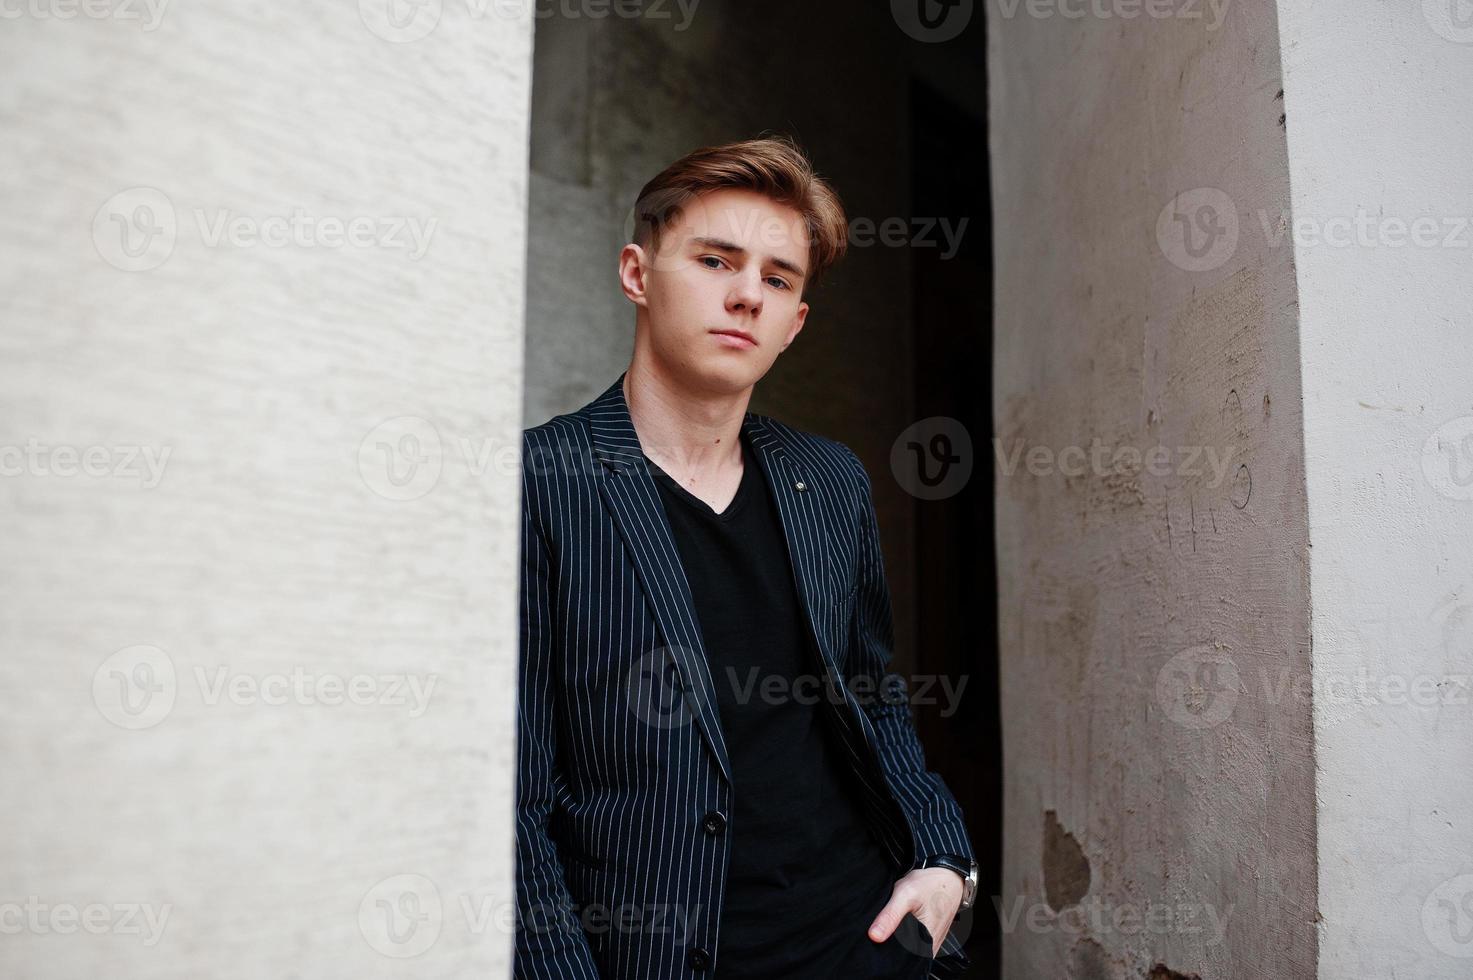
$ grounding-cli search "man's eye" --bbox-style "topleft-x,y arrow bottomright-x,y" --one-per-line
766,277 -> 790,290
700,256 -> 724,269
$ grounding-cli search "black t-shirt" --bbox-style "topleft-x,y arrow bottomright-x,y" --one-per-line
643,431 -> 931,979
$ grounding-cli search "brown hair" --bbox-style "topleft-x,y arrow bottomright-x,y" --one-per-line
630,134 -> 849,290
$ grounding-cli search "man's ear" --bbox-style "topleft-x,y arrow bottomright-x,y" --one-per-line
779,301 -> 810,352
618,244 -> 650,308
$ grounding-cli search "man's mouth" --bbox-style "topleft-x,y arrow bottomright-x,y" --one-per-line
710,329 -> 757,348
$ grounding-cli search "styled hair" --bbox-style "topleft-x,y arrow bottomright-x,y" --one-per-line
630,134 -> 849,290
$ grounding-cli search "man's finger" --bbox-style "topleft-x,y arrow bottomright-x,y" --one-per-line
867,890 -> 915,943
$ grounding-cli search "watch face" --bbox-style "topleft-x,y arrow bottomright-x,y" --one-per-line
961,864 -> 978,908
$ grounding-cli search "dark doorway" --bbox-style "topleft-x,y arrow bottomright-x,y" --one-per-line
525,2 -> 1001,973
909,75 -> 1000,977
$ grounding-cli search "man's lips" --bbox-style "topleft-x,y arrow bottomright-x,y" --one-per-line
710,329 -> 757,348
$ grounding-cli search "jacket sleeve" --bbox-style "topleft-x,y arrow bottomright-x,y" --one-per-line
840,447 -> 976,976
839,445 -> 976,872
515,494 -> 602,980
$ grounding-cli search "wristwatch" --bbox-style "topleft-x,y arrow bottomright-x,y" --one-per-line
921,854 -> 979,911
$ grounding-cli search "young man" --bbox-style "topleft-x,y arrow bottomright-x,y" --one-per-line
517,136 -> 977,979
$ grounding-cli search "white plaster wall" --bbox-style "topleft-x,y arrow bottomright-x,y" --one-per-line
0,4 -> 531,977
987,2 -> 1316,977
1275,2 -> 1473,977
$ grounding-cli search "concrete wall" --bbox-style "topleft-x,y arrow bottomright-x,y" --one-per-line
0,4 -> 531,977
1275,2 -> 1473,977
986,1 -> 1316,977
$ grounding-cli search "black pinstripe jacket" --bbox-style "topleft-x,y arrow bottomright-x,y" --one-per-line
516,372 -> 974,979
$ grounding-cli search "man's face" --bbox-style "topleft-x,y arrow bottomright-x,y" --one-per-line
620,187 -> 811,395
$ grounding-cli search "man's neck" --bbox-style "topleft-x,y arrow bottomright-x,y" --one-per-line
622,361 -> 750,481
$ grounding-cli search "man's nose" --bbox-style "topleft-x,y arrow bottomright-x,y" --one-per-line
726,269 -> 763,316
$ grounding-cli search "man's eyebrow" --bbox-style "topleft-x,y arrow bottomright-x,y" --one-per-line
691,236 -> 807,279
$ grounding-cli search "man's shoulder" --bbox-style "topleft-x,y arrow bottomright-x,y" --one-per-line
518,410 -> 599,504
520,411 -> 587,448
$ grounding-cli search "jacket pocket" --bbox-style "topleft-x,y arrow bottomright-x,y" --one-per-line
558,841 -> 606,872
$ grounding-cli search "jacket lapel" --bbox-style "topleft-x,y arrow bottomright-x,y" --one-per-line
583,371 -> 847,786
742,412 -> 849,681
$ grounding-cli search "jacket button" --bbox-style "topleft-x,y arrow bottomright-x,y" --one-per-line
688,946 -> 712,970
794,480 -> 807,491
701,810 -> 727,835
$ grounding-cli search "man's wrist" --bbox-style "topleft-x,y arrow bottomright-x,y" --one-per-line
918,853 -> 978,910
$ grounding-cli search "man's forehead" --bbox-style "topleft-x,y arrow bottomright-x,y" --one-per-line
679,194 -> 809,253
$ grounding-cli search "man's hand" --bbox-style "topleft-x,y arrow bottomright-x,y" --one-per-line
867,866 -> 963,956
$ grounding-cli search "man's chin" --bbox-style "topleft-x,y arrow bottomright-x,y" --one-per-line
689,359 -> 769,398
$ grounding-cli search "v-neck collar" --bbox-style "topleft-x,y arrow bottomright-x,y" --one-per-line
644,433 -> 755,523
